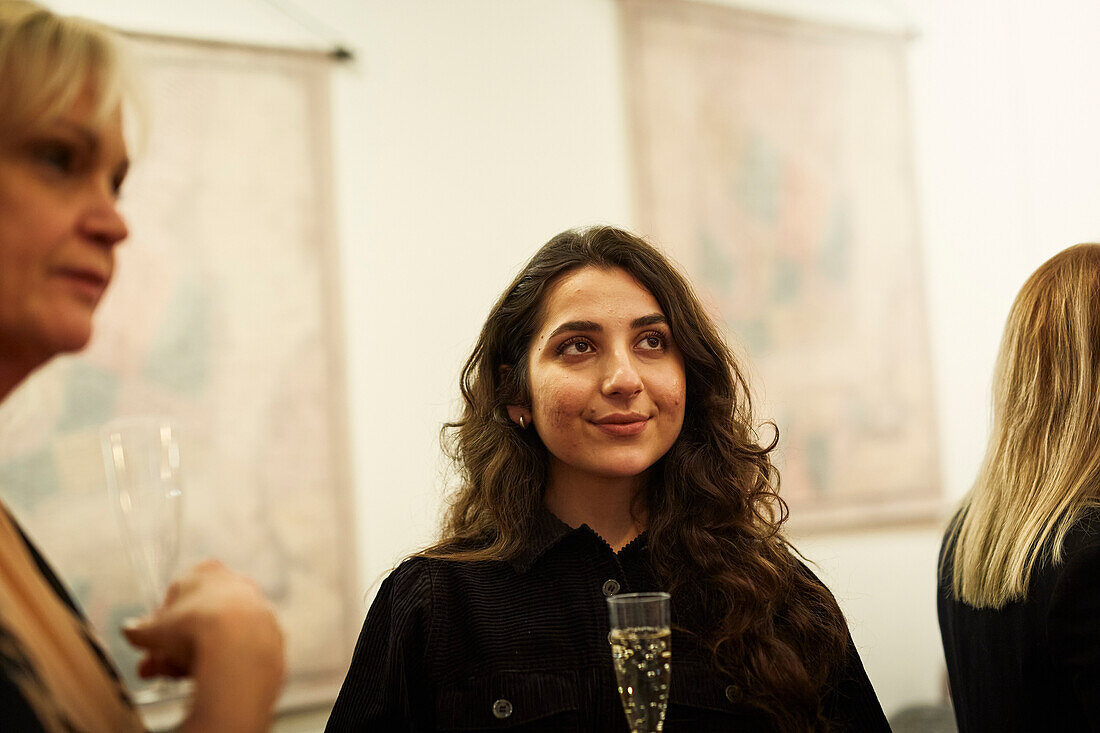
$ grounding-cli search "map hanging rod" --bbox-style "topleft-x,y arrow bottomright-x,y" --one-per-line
253,0 -> 355,62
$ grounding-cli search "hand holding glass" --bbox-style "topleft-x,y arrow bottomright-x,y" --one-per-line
607,592 -> 671,733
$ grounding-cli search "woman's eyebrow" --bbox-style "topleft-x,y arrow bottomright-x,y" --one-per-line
547,320 -> 601,339
546,313 -> 667,340
48,120 -> 99,150
632,313 -> 667,328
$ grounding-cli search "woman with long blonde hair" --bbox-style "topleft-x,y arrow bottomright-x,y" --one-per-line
938,243 -> 1100,731
0,2 -> 284,730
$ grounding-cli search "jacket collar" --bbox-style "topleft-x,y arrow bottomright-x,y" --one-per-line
508,506 -> 574,573
508,504 -> 649,574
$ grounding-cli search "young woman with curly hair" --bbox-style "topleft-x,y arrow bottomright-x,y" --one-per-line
328,226 -> 888,731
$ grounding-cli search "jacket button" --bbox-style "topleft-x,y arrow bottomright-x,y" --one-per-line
492,698 -> 513,719
602,579 -> 620,597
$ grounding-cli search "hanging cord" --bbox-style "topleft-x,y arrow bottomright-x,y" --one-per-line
252,0 -> 355,61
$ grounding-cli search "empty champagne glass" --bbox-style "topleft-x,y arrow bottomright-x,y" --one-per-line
101,416 -> 184,703
607,592 -> 672,732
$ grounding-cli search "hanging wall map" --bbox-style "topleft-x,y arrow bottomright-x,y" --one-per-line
622,0 -> 941,528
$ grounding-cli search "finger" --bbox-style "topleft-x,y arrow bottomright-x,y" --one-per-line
160,580 -> 182,609
163,659 -> 189,678
193,558 -> 226,573
120,616 -> 158,647
137,654 -> 160,679
121,616 -> 187,657
137,650 -> 190,679
122,615 -> 198,676
138,648 -> 175,678
163,561 -> 213,600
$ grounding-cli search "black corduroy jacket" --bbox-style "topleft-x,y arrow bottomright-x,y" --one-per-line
327,509 -> 889,731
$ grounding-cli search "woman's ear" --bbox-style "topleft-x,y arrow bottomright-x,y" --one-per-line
506,405 -> 531,429
499,364 -> 531,428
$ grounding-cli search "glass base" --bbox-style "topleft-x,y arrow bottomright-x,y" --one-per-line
132,677 -> 193,705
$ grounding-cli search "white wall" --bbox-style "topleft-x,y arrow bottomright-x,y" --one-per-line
51,0 -> 1100,720
326,0 -> 635,602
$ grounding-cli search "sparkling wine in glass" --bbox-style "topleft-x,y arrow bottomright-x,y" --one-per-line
607,592 -> 672,733
101,416 -> 184,703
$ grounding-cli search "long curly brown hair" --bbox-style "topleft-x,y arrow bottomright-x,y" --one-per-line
425,226 -> 851,729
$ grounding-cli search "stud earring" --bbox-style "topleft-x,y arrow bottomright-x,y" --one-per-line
518,415 -> 527,429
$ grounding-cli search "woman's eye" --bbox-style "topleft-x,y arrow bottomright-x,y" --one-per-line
34,142 -> 75,173
560,338 -> 593,356
638,332 -> 666,351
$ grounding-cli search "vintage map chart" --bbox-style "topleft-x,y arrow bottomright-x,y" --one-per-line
622,0 -> 940,528
0,37 -> 356,704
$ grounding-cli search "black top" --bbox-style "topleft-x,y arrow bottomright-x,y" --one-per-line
938,508 -> 1100,731
327,510 -> 888,731
0,515 -> 134,732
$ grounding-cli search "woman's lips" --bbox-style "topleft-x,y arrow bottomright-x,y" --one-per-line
592,418 -> 650,437
56,268 -> 109,303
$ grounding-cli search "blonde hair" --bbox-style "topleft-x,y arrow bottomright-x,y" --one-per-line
0,0 -> 130,136
947,243 -> 1100,608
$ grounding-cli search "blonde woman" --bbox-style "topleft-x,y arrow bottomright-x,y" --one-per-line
938,243 -> 1100,731
0,2 -> 284,731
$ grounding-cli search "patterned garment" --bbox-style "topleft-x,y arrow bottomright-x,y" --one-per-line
0,512 -> 141,733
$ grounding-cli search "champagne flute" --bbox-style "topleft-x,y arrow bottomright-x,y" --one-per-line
607,592 -> 672,732
101,416 -> 184,703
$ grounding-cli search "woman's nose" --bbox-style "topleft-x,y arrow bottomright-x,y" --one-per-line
601,351 -> 643,398
81,190 -> 129,248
